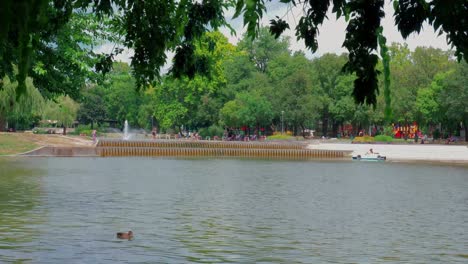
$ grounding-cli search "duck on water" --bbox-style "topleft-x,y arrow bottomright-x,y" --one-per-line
117,231 -> 133,240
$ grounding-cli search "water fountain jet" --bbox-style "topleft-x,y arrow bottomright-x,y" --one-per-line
123,120 -> 131,140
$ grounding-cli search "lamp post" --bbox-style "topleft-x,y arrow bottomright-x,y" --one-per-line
281,110 -> 284,134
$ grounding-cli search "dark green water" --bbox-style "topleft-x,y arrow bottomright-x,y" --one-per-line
0,158 -> 467,263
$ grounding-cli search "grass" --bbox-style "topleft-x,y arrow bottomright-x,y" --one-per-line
374,135 -> 393,142
352,136 -> 375,143
0,133 -> 39,155
267,134 -> 300,141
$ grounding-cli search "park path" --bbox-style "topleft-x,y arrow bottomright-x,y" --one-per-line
308,142 -> 468,164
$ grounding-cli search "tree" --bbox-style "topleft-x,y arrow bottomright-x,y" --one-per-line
0,76 -> 44,130
438,62 -> 468,141
77,87 -> 107,129
267,52 -> 322,136
310,53 -> 351,136
221,53 -> 258,101
0,0 -> 231,94
388,44 -> 455,124
102,63 -> 143,127
328,74 -> 358,131
147,31 -> 239,132
220,91 -> 273,131
1,7 -> 117,99
2,1 -> 466,106
238,27 -> 290,73
43,95 -> 79,135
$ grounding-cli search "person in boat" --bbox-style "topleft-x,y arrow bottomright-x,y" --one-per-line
366,148 -> 380,155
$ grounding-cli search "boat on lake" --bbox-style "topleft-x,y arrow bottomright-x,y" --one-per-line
352,153 -> 386,161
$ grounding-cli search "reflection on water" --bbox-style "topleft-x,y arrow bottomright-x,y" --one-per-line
0,157 -> 467,263
0,158 -> 45,263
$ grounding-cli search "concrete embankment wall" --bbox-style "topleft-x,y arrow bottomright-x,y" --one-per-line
97,147 -> 348,159
96,139 -> 351,160
20,140 -> 353,159
22,146 -> 97,157
97,139 -> 306,149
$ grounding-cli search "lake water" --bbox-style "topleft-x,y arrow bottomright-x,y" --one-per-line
0,158 -> 467,263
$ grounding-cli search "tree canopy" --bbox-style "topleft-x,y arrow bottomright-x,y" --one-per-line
1,0 -> 466,106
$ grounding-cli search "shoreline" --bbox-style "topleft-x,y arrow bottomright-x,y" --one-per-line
2,133 -> 467,166
308,142 -> 468,165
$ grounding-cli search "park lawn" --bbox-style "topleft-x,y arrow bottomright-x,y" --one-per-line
267,134 -> 304,141
0,133 -> 39,155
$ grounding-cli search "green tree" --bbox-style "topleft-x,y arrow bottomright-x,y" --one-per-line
43,95 -> 79,135
310,53 -> 351,136
267,52 -> 323,136
101,62 -> 142,127
149,32 -> 239,132
238,27 -> 290,73
2,0 -> 467,106
77,87 -> 107,129
0,76 -> 44,130
1,7 -> 116,99
389,44 -> 455,124
438,62 -> 468,141
221,53 -> 258,101
329,74 -> 357,132
220,91 -> 273,131
219,100 -> 242,128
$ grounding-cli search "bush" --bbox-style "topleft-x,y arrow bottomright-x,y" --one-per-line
70,124 -> 91,136
32,128 -> 48,134
352,136 -> 375,143
69,124 -> 103,136
433,129 -> 441,140
383,126 -> 394,136
198,127 -> 208,138
374,135 -> 393,142
199,125 -> 224,139
267,134 -> 295,140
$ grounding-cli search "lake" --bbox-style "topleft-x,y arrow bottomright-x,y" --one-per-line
0,157 -> 467,263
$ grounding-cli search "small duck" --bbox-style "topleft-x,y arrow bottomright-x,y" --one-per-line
116,230 -> 133,240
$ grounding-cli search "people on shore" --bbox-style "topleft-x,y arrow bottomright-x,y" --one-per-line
92,130 -> 97,144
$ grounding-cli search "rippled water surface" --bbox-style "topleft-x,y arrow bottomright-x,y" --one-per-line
0,158 -> 467,263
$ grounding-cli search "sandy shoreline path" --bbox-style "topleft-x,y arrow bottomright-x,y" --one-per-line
308,142 -> 468,164
0,133 -> 94,156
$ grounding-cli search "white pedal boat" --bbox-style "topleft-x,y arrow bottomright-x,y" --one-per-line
352,153 -> 386,161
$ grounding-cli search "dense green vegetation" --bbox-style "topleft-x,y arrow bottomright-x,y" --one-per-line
1,0 -> 466,105
2,27 -> 466,141
0,1 -> 467,140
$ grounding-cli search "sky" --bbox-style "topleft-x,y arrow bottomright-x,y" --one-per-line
101,1 -> 452,67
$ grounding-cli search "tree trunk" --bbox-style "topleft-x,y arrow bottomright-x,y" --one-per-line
0,115 -> 6,131
300,124 -> 306,138
63,126 -> 67,135
332,120 -> 338,138
464,119 -> 468,142
178,125 -> 182,137
321,110 -> 329,137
